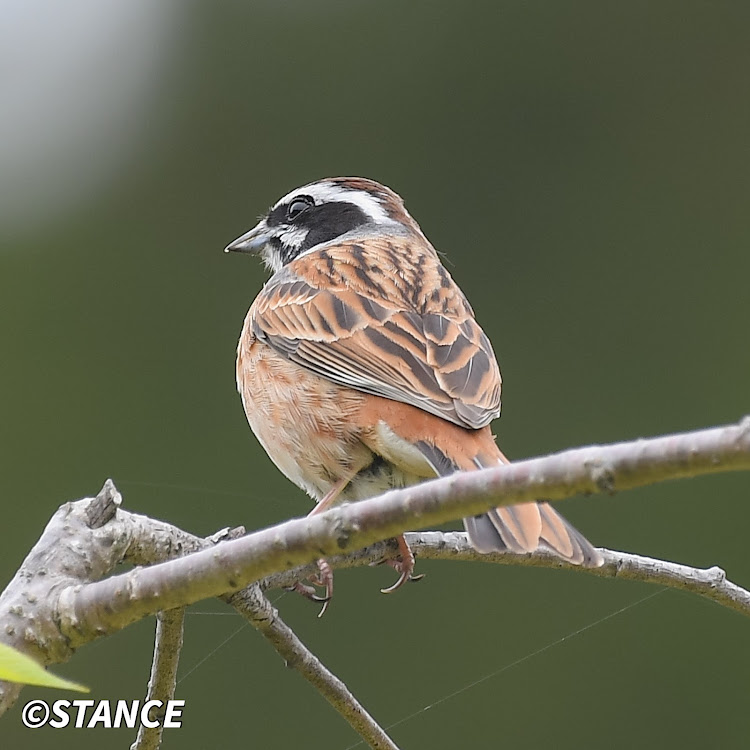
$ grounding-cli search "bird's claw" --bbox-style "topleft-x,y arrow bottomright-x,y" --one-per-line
286,558 -> 334,617
380,536 -> 424,593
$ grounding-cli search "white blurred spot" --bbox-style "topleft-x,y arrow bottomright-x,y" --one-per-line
0,0 -> 180,241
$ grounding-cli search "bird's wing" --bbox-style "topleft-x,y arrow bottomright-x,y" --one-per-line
250,235 -> 501,429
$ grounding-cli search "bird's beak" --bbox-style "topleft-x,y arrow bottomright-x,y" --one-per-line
224,221 -> 272,254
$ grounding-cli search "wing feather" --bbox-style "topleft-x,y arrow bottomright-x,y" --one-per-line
250,236 -> 502,429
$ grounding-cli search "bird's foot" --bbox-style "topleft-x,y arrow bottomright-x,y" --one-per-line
380,535 -> 425,594
286,558 -> 334,617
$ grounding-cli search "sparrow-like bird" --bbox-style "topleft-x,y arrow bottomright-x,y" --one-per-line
226,177 -> 602,613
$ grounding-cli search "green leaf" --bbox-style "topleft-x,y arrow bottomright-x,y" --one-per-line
0,643 -> 89,692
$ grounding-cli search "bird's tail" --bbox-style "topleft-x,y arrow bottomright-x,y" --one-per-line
417,439 -> 603,567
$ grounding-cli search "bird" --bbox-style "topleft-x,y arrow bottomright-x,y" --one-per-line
225,176 -> 602,614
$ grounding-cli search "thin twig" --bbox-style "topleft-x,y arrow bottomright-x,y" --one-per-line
130,607 -> 185,750
227,585 -> 400,750
402,531 -> 750,618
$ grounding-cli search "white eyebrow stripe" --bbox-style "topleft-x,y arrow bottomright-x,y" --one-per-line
274,182 -> 396,226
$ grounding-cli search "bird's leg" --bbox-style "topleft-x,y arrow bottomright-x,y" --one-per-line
380,534 -> 425,594
286,475 -> 351,617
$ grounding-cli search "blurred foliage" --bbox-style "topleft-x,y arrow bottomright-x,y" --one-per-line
0,644 -> 88,692
1,2 -> 748,747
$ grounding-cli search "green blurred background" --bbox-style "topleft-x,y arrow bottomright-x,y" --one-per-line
1,1 -> 748,747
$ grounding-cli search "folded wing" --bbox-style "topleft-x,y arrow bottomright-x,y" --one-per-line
250,236 -> 502,430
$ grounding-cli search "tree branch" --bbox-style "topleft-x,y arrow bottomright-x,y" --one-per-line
130,607 -> 185,750
1,418 -> 748,744
58,417 -> 750,639
403,532 -> 750,618
227,585 -> 400,750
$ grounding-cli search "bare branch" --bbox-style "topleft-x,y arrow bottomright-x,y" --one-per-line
0,490 -> 239,716
1,418 -> 748,733
0,480 -> 132,712
59,418 -> 750,639
130,607 -> 185,750
227,585 -> 400,750
402,532 -> 750,618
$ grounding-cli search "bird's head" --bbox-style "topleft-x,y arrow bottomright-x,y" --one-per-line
224,177 -> 421,272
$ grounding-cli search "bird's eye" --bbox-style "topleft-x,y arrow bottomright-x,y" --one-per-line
287,195 -> 314,221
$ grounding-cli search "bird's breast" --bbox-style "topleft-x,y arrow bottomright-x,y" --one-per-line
236,308 -> 371,501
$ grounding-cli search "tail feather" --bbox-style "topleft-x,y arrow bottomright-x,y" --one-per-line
538,502 -> 603,567
489,505 -> 542,553
464,513 -> 506,554
415,438 -> 602,568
